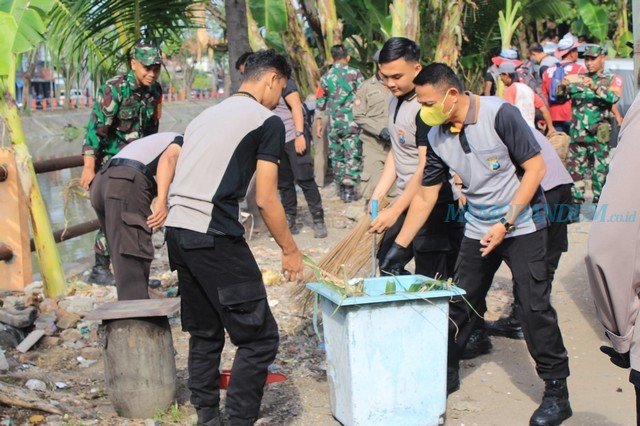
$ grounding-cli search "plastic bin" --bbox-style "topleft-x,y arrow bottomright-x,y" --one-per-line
307,275 -> 465,426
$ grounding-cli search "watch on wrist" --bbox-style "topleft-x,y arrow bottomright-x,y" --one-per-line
295,130 -> 304,137
500,217 -> 515,234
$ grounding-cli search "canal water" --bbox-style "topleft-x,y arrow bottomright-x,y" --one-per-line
19,101 -> 218,275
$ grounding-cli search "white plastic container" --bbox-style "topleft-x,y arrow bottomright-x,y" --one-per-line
307,275 -> 464,426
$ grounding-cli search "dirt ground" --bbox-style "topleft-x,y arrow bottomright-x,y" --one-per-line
0,185 -> 636,425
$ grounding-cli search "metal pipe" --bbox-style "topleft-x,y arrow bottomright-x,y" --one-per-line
33,155 -> 84,174
0,245 -> 13,262
0,164 -> 8,182
30,219 -> 100,252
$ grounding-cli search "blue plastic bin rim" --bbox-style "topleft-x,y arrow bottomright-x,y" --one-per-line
306,274 -> 466,306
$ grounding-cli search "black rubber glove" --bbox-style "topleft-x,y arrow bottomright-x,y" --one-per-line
600,345 -> 631,369
379,242 -> 412,276
379,127 -> 391,143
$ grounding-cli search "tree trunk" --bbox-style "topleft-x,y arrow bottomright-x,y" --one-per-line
225,0 -> 252,93
283,0 -> 320,97
433,0 -> 465,67
21,50 -> 37,113
0,63 -> 66,298
300,0 -> 326,64
391,0 -> 420,41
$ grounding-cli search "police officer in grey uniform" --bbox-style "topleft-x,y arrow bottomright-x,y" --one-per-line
353,51 -> 392,202
381,63 -> 571,426
90,132 -> 182,300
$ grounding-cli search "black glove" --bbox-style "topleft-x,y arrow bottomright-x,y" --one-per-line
600,345 -> 631,369
379,242 -> 412,276
379,128 -> 391,143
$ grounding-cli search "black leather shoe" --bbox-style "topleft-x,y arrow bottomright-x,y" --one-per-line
197,406 -> 222,426
447,366 -> 460,395
486,313 -> 524,340
529,379 -> 572,426
460,328 -> 492,359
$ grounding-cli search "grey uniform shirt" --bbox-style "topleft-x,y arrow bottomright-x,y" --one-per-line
166,96 -> 284,236
389,90 -> 420,191
530,126 -> 573,191
423,94 -> 547,239
273,78 -> 299,142
112,132 -> 183,176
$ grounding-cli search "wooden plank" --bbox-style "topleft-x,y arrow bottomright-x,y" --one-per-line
85,298 -> 181,321
0,148 -> 33,290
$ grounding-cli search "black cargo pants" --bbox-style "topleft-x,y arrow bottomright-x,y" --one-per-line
449,229 -> 570,380
278,138 -> 324,218
165,227 -> 279,420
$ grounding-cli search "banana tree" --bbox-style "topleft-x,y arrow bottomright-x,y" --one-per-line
283,0 -> 319,96
431,0 -> 468,67
318,0 -> 343,63
390,0 -> 419,41
246,0 -> 268,51
0,0 -> 66,297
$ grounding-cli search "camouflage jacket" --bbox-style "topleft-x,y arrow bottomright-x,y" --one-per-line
317,62 -> 364,131
83,70 -> 163,166
556,71 -> 622,143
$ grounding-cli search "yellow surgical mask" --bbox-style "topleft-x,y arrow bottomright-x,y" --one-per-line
420,90 -> 454,126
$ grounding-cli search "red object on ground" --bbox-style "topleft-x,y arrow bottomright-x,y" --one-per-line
218,370 -> 287,390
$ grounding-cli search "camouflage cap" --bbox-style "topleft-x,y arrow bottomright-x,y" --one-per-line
133,42 -> 163,66
583,44 -> 606,57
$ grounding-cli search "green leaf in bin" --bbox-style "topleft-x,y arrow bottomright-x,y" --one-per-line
407,283 -> 422,293
385,280 -> 396,295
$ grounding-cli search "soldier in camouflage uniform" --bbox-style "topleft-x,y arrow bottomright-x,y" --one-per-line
81,41 -> 163,284
316,45 -> 364,202
555,44 -> 622,204
353,50 -> 393,203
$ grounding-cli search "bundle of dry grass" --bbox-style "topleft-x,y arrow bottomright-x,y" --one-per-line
290,198 -> 390,311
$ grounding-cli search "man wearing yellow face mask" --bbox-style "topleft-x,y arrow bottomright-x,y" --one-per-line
381,63 -> 571,426
369,38 -> 462,281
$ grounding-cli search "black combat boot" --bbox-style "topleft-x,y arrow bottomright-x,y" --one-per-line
286,214 -> 299,235
529,379 -> 572,426
227,417 -> 256,426
343,185 -> 361,203
312,211 -> 328,238
87,253 -> 115,285
486,303 -> 524,340
338,184 -> 346,201
196,406 -> 222,426
460,327 -> 492,359
447,366 -> 460,395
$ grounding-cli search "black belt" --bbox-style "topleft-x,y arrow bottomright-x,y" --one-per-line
107,158 -> 155,184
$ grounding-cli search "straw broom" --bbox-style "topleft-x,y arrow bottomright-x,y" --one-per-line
290,198 -> 390,310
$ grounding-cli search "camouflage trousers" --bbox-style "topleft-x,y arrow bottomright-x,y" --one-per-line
567,139 -> 610,204
94,229 -> 110,257
327,131 -> 362,187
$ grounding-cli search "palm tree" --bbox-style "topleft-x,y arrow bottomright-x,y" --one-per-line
47,0 -> 204,96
